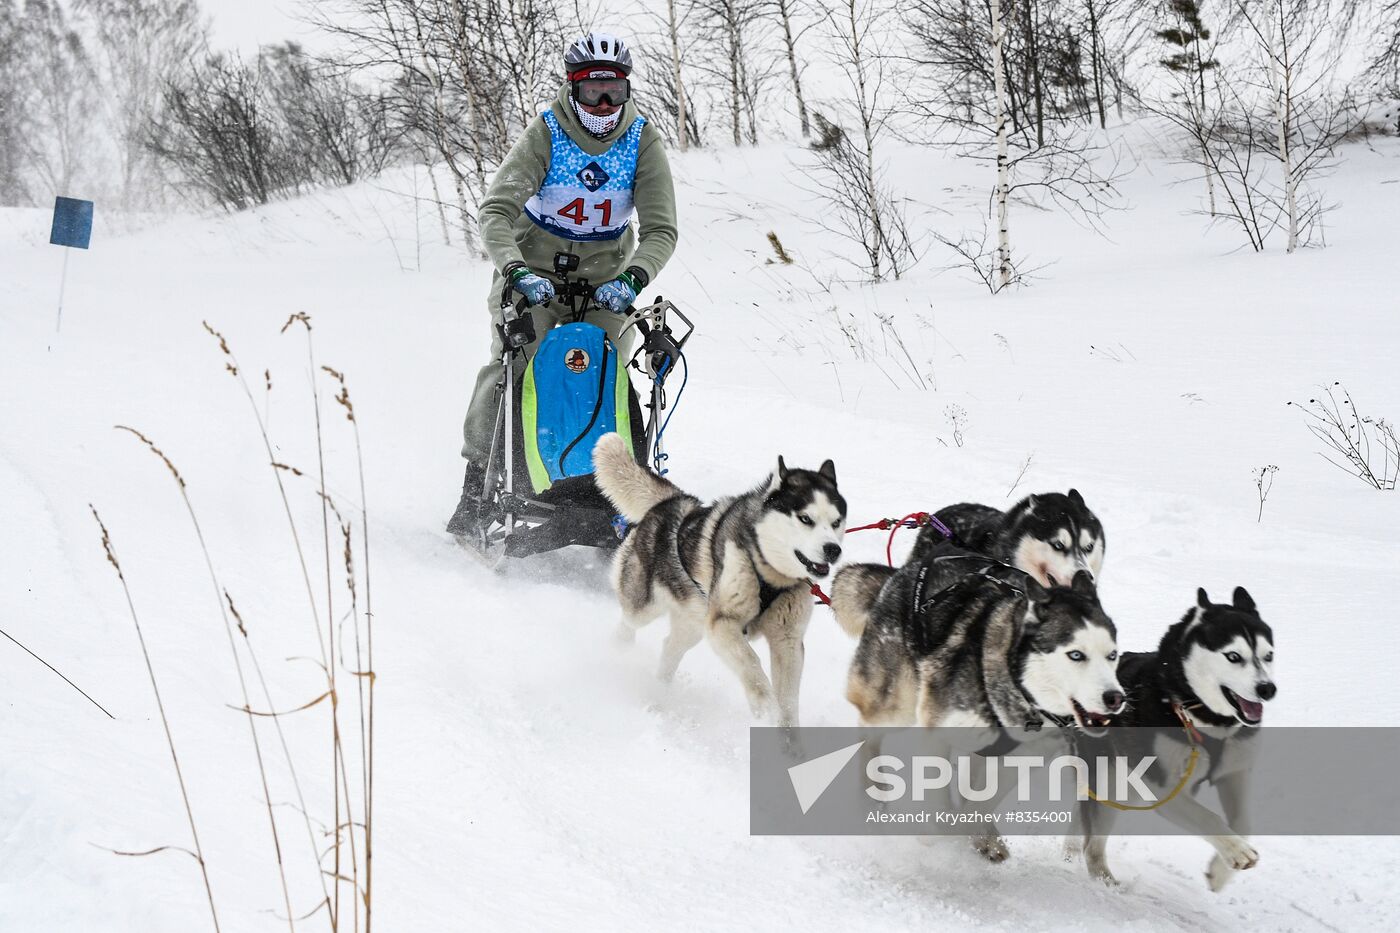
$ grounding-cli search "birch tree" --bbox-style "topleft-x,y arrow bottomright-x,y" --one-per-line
1235,0 -> 1352,252
638,0 -> 699,149
770,0 -> 812,136
638,47 -> 703,148
688,0 -> 769,145
990,0 -> 1012,288
1225,0 -> 1357,251
667,0 -> 691,149
903,0 -> 1128,291
1149,1 -> 1356,251
803,0 -> 918,280
902,0 -> 1140,134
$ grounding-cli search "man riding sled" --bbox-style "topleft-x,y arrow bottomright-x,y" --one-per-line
447,31 -> 679,535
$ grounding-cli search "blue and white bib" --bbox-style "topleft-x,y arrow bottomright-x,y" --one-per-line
523,111 -> 646,242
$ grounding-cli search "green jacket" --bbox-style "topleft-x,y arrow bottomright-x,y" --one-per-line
478,84 -> 678,286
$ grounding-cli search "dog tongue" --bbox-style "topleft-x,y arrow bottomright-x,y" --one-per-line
1239,697 -> 1264,722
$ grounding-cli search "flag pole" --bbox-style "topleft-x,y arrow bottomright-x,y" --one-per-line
56,247 -> 71,333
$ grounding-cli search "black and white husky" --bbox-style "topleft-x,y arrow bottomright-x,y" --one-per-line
592,433 -> 847,727
911,489 -> 1106,588
830,488 -> 1111,676
1069,587 -> 1277,891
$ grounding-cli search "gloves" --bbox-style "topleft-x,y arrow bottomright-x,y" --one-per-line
593,267 -> 648,313
504,262 -> 556,307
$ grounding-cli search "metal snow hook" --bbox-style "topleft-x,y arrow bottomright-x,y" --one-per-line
49,196 -> 94,336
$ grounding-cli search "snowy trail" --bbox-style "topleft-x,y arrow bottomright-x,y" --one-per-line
3,133 -> 1400,930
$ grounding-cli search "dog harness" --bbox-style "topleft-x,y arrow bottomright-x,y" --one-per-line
523,111 -> 646,241
905,562 -> 1044,728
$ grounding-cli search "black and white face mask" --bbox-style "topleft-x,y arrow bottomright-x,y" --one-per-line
571,96 -> 623,137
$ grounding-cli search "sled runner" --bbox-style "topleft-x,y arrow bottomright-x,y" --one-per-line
457,251 -> 693,567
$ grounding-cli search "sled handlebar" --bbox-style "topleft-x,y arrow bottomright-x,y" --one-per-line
498,278 -> 597,316
495,277 -> 696,384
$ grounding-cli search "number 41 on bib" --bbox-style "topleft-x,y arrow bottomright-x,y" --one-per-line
557,198 -> 612,227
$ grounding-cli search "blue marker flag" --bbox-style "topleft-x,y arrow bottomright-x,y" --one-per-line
50,197 -> 94,249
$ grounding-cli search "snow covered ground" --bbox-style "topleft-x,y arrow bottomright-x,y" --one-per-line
2,130 -> 1399,931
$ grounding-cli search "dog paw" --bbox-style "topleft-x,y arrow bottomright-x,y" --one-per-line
1206,849 -> 1253,892
1085,857 -> 1118,886
1206,857 -> 1235,892
1221,838 -> 1258,871
972,834 -> 1010,863
1206,839 -> 1257,891
1091,866 -> 1120,887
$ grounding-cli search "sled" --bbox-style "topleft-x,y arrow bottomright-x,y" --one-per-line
456,251 -> 693,569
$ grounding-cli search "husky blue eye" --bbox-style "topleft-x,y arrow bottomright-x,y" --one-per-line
831,520 -> 841,529
1224,651 -> 1243,664
798,515 -> 814,526
1051,541 -> 1066,552
1067,650 -> 1086,662
1084,543 -> 1095,552
1108,651 -> 1118,662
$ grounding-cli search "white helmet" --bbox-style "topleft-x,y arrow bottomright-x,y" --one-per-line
564,32 -> 633,76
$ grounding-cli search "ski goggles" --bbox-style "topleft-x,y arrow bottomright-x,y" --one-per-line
571,76 -> 631,107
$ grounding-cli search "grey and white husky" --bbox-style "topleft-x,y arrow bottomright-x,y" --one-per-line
832,566 -> 1124,732
592,433 -> 847,727
1069,586 -> 1277,891
911,489 -> 1106,587
832,565 -> 1123,863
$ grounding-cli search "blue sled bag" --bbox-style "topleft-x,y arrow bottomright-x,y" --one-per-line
515,322 -> 646,497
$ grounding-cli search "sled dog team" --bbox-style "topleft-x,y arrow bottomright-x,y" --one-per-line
592,433 -> 1278,891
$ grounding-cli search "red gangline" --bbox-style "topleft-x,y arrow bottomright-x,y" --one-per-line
809,511 -> 940,606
